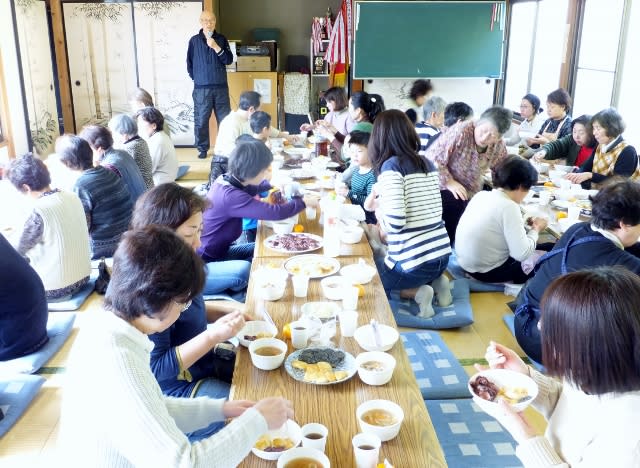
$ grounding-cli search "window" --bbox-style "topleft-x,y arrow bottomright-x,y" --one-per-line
613,0 -> 640,138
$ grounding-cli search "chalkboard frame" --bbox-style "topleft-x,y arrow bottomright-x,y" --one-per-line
353,1 -> 507,79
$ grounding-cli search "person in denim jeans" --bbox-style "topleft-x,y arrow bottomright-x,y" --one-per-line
187,10 -> 233,159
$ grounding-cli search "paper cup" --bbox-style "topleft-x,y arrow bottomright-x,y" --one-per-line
338,310 -> 359,337
301,423 -> 328,453
342,286 -> 359,311
568,205 -> 581,221
290,321 -> 309,349
352,433 -> 381,468
292,274 -> 310,298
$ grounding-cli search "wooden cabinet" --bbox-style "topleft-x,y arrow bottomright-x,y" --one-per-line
226,71 -> 278,120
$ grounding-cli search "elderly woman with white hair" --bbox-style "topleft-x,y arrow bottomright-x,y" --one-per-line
108,113 -> 154,189
416,95 -> 446,155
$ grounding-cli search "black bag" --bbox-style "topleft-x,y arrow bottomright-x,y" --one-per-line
94,258 -> 111,295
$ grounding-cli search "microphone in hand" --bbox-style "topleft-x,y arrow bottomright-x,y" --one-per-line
206,31 -> 213,39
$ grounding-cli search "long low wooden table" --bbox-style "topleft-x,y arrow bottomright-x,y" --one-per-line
231,255 -> 446,467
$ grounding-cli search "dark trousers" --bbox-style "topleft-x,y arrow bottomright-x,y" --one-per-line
193,86 -> 231,153
440,189 -> 468,246
468,257 -> 532,284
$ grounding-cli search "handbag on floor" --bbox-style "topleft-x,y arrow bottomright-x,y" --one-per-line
94,258 -> 111,295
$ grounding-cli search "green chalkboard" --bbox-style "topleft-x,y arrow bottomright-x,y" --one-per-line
353,1 -> 506,78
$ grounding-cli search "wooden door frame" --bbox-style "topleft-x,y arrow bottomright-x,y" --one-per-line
0,49 -> 16,158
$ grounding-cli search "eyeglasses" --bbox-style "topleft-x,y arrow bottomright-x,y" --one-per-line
174,299 -> 192,313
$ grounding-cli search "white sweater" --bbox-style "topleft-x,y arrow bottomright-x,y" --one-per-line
27,191 -> 91,291
455,190 -> 538,273
146,131 -> 179,185
58,311 -> 268,467
517,369 -> 640,467
213,110 -> 280,157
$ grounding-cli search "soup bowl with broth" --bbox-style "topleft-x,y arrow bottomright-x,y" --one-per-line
249,337 -> 288,371
356,399 -> 404,441
355,351 -> 396,386
276,447 -> 330,468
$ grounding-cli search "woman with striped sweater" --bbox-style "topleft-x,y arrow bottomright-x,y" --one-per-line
365,110 -> 452,318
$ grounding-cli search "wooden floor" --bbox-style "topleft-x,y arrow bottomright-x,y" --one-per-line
0,149 -> 546,467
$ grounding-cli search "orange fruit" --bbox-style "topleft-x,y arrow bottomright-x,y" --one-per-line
556,212 -> 568,220
354,284 -> 365,297
293,224 -> 304,232
282,323 -> 292,340
543,181 -> 554,187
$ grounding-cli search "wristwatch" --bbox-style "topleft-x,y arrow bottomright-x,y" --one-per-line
213,341 -> 236,361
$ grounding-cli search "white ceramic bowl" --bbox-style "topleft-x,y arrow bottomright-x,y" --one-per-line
237,321 -> 279,347
256,281 -> 286,301
554,189 -> 573,201
356,399 -> 404,442
554,164 -> 574,173
252,419 -> 303,461
548,169 -> 566,181
249,337 -> 287,371
355,351 -> 396,386
534,162 -> 549,174
353,324 -> 399,352
276,446 -> 330,468
273,220 -> 295,235
300,301 -> 340,321
468,368 -> 539,413
341,226 -> 364,244
340,263 -> 377,285
320,276 -> 351,301
284,147 -> 312,159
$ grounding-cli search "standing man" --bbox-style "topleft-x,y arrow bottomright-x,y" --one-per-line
187,10 -> 233,159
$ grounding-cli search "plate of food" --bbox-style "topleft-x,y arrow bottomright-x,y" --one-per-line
289,169 -> 316,180
551,199 -> 571,210
285,347 -> 357,385
251,419 -> 302,461
283,254 -> 340,278
300,301 -> 341,321
264,233 -> 323,254
468,368 -> 538,412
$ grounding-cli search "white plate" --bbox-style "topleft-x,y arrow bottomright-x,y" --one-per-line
551,200 -> 571,210
251,419 -> 302,461
284,347 -> 357,385
284,147 -> 312,157
326,161 -> 340,169
289,169 -> 316,180
283,254 -> 340,278
264,233 -> 323,254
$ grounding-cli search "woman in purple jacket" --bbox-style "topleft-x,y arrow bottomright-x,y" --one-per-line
199,139 -> 313,262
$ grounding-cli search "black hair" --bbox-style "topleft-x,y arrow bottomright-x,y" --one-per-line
129,88 -> 154,107
348,130 -> 370,147
228,139 -> 273,181
249,111 -> 271,134
136,107 -> 165,132
131,183 -> 209,231
547,88 -> 572,113
492,155 -> 538,191
7,153 -> 51,192
541,267 -> 640,394
444,102 -> 473,127
404,109 -> 418,125
571,115 -> 597,148
591,180 -> 640,230
56,134 -> 94,171
591,108 -> 626,139
105,226 -> 205,321
369,110 -> 428,175
238,91 -> 261,111
350,91 -> 385,123
408,79 -> 433,101
80,125 -> 114,151
522,93 -> 542,114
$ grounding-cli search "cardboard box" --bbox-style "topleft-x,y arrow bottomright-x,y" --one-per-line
236,56 -> 271,72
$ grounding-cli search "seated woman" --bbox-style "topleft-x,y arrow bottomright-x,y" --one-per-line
514,180 -> 640,363
455,156 -> 548,284
533,114 -> 596,167
80,125 -> 147,201
416,96 -> 446,156
424,105 -> 511,244
504,93 -> 545,151
136,107 -> 179,185
365,110 -> 452,318
7,154 -> 91,300
0,234 -> 48,360
56,135 -> 133,259
527,88 -> 573,149
199,139 -> 312,263
300,86 -> 355,136
131,183 -> 248,439
480,267 -> 640,466
108,113 -> 155,189
59,226 -> 293,465
566,108 -> 639,188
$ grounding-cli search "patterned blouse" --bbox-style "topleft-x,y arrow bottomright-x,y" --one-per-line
424,120 -> 507,195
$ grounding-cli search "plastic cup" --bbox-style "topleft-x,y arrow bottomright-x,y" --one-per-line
342,286 -> 359,311
568,205 -> 581,221
352,433 -> 381,468
292,274 -> 310,298
301,423 -> 328,452
290,321 -> 309,349
306,206 -> 317,221
538,191 -> 551,206
338,310 -> 359,337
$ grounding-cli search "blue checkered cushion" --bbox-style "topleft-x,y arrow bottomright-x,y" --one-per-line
390,279 -> 474,329
502,315 -> 545,372
448,251 -> 508,292
425,398 -> 523,467
47,279 -> 96,311
0,375 -> 46,437
401,331 -> 470,399
0,313 -> 76,375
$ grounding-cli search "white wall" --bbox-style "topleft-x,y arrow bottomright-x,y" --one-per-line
364,78 -> 496,117
0,0 -> 30,157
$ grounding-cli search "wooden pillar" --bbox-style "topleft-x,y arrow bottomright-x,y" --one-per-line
559,0 -> 580,91
49,0 -> 75,133
0,50 -> 16,158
